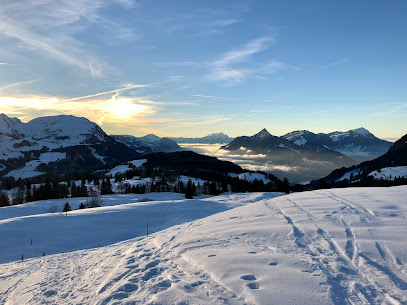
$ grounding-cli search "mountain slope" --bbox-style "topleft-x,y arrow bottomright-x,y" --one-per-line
0,114 -> 139,179
0,113 -> 22,139
324,133 -> 407,183
112,134 -> 183,154
282,128 -> 391,162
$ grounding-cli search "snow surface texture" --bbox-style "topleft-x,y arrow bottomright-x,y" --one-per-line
369,166 -> 407,180
1,187 -> 407,304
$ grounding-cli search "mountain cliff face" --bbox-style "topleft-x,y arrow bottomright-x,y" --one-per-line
282,128 -> 391,162
324,133 -> 407,183
170,132 -> 234,144
111,134 -> 183,154
0,114 -> 139,179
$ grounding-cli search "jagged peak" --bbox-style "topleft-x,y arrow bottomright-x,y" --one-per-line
253,128 -> 271,139
206,132 -> 227,137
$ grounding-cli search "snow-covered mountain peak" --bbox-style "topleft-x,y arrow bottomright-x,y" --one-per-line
253,128 -> 271,140
16,115 -> 109,144
207,132 -> 226,137
282,130 -> 311,140
329,127 -> 372,140
140,134 -> 161,143
350,127 -> 370,136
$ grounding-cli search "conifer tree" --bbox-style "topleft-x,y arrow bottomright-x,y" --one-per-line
0,191 -> 9,207
63,202 -> 71,215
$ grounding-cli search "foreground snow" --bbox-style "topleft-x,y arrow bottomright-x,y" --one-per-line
1,187 -> 407,304
0,192 -> 277,264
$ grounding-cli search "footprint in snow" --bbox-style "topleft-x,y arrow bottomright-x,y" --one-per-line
247,282 -> 260,290
118,283 -> 138,293
241,275 -> 257,281
43,290 -> 57,297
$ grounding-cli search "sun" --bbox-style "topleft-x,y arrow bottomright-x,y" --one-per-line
105,99 -> 149,118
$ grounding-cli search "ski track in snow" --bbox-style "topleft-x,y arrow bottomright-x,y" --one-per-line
1,187 -> 407,304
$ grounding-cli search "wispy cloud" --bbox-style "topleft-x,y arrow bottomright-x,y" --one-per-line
60,83 -> 150,102
214,36 -> 273,68
206,36 -> 303,84
371,102 -> 407,117
207,36 -> 274,84
0,0 -> 137,76
192,94 -> 232,99
262,60 -> 302,74
155,61 -> 202,68
0,79 -> 39,94
320,58 -> 348,69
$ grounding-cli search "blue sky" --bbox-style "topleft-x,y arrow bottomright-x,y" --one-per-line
0,0 -> 406,138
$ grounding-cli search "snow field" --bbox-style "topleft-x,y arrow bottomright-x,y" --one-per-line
369,166 -> 407,180
1,187 -> 407,304
0,193 -> 280,264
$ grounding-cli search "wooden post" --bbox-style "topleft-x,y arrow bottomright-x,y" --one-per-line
22,254 -> 24,261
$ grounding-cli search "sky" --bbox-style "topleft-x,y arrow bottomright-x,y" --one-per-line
0,0 -> 406,139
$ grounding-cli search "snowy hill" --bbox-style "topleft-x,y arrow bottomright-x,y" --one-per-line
112,134 -> 183,154
282,128 -> 392,162
170,132 -> 234,144
368,166 -> 407,180
1,187 -> 407,304
0,114 -> 139,179
324,132 -> 407,184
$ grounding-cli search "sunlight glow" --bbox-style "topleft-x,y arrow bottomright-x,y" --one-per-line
105,99 -> 149,118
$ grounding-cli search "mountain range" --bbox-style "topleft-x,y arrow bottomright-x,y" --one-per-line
0,113 -> 399,184
111,134 -> 183,155
170,132 -> 234,144
282,127 -> 391,162
0,114 -> 182,180
221,127 -> 392,182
